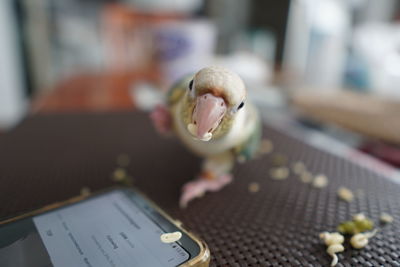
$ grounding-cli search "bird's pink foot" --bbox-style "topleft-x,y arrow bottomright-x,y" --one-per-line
179,174 -> 232,208
150,104 -> 172,134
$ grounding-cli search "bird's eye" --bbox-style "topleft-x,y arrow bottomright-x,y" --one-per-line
189,80 -> 193,90
238,101 -> 244,110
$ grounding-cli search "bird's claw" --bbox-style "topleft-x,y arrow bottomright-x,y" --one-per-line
179,174 -> 232,208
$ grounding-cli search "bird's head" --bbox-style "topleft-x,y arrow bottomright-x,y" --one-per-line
183,66 -> 246,141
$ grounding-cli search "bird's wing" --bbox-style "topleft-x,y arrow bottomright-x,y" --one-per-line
167,74 -> 194,107
233,116 -> 262,162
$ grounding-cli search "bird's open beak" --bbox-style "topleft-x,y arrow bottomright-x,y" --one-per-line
187,93 -> 227,141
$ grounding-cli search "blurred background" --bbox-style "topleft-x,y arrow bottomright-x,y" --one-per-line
0,0 -> 399,168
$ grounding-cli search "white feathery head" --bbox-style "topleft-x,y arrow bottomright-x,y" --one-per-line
193,66 -> 246,108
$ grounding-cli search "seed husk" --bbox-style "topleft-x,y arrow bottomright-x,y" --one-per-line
327,244 -> 344,266
350,229 -> 378,249
337,187 -> 354,202
319,232 -> 344,246
270,167 -> 289,180
313,174 -> 328,188
160,231 -> 182,243
248,182 -> 260,193
320,232 -> 345,266
380,213 -> 394,224
353,213 -> 366,222
112,168 -> 127,182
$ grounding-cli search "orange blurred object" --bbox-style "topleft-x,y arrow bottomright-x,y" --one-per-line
32,71 -> 158,113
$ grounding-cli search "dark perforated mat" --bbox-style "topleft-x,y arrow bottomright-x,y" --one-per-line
0,112 -> 399,266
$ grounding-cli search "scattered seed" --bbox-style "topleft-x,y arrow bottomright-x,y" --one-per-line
380,213 -> 394,224
337,221 -> 357,235
299,171 -> 313,183
292,161 -> 306,175
116,154 -> 130,167
327,244 -> 344,266
352,213 -> 366,222
111,167 -> 134,186
337,187 -> 354,202
270,167 -> 289,180
160,231 -> 182,243
80,187 -> 91,197
313,174 -> 328,188
354,218 -> 374,233
271,153 -> 287,166
338,215 -> 374,234
112,168 -> 127,182
350,229 -> 377,249
248,182 -> 260,193
319,232 -> 344,246
324,215 -> 380,265
350,233 -> 367,249
259,139 -> 274,155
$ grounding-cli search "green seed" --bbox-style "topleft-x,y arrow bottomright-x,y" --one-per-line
354,219 -> 374,232
337,221 -> 357,234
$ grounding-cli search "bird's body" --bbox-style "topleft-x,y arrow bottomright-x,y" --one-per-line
151,66 -> 261,207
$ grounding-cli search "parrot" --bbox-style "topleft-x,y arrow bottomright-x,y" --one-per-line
150,66 -> 262,208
